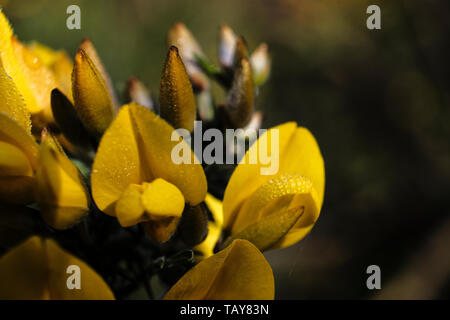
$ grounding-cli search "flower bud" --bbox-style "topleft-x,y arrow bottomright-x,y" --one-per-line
167,22 -> 210,92
218,25 -> 237,69
250,43 -> 271,86
224,58 -> 255,128
233,36 -> 249,69
72,48 -> 115,138
159,46 -> 197,132
126,77 -> 154,110
79,38 -> 119,111
179,203 -> 209,247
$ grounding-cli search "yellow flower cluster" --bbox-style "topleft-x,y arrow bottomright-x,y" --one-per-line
0,11 -> 325,300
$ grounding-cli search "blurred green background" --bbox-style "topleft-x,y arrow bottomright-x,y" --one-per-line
2,0 -> 449,299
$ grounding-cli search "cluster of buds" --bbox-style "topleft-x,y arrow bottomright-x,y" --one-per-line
165,22 -> 270,129
0,10 -> 324,300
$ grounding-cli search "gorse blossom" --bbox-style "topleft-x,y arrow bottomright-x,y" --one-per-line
0,10 -> 324,300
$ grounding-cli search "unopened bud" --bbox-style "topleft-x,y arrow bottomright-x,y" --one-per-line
159,46 -> 197,132
250,43 -> 271,86
224,58 -> 255,128
168,22 -> 210,92
126,77 -> 154,111
218,25 -> 237,69
233,36 -> 249,69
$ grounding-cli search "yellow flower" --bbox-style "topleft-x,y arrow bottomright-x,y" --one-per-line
0,236 -> 114,299
28,41 -> 74,101
0,12 -> 61,126
164,239 -> 274,300
91,103 -> 207,242
197,122 -> 325,252
34,128 -> 90,230
1,45 -> 89,227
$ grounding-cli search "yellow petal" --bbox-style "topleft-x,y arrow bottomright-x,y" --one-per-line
0,138 -> 35,204
91,104 -> 141,215
0,113 -> 38,203
223,123 -> 325,249
27,41 -> 60,66
222,122 -> 297,229
0,12 -> 39,114
0,141 -> 33,177
194,222 -> 221,261
28,42 -> 74,101
164,239 -> 274,300
278,127 -> 325,208
50,51 -> 74,101
115,179 -> 185,228
0,56 -> 31,134
159,46 -> 197,132
141,178 -> 185,219
194,194 -> 223,260
11,37 -> 58,123
0,236 -> 114,299
72,48 -> 114,138
92,103 -> 206,215
129,103 -> 206,205
223,176 -> 321,250
35,130 -> 90,229
231,174 -> 316,234
268,188 -> 321,249
0,112 -> 38,166
222,204 -> 305,251
115,184 -> 145,227
205,193 -> 224,226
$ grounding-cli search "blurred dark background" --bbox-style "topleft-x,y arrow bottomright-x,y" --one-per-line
2,0 -> 449,299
